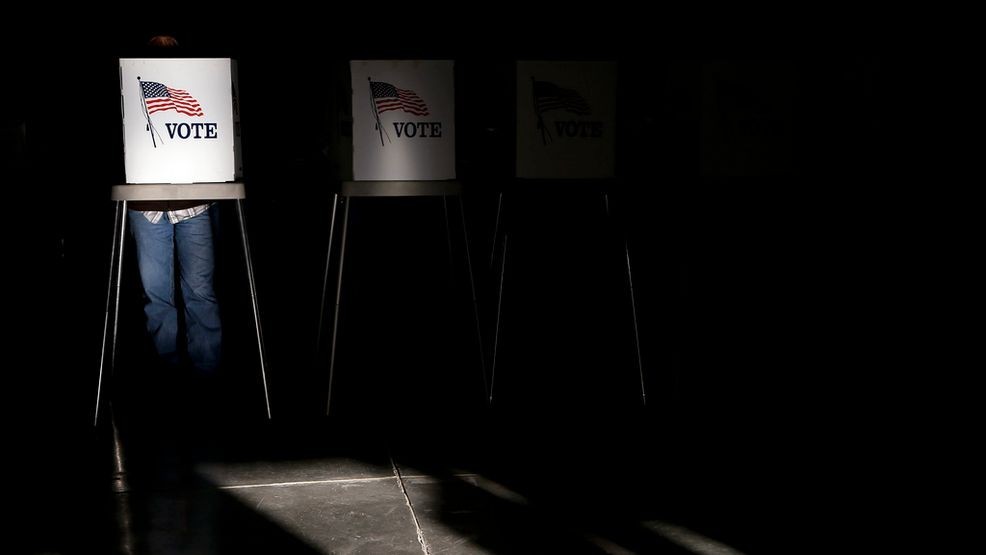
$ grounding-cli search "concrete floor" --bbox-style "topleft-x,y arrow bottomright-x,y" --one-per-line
13,402 -> 799,555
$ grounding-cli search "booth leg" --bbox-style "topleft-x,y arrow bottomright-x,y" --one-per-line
457,196 -> 490,405
604,193 -> 646,406
317,193 -> 340,352
489,191 -> 503,270
490,232 -> 508,407
326,197 -> 351,415
95,201 -> 128,427
236,199 -> 272,419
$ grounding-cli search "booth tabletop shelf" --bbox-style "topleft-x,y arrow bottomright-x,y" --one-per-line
111,183 -> 246,201
341,181 -> 461,197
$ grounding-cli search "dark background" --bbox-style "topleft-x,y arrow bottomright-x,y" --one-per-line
1,16 -> 969,552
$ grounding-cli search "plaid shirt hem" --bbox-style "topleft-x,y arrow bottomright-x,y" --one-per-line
140,203 -> 213,224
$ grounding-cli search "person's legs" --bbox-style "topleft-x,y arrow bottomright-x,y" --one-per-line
175,208 -> 222,373
128,210 -> 180,366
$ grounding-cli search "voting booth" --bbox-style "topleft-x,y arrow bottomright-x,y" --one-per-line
120,58 -> 236,183
95,58 -> 270,424
487,61 -> 645,405
516,61 -> 617,179
351,60 -> 456,180
318,60 -> 486,413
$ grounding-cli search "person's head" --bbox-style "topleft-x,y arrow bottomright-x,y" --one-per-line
147,35 -> 179,49
140,34 -> 182,58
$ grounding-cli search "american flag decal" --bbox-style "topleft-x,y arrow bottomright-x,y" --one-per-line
370,81 -> 429,116
533,80 -> 591,116
141,81 -> 204,117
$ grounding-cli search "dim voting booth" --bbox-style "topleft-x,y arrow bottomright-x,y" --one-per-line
317,60 -> 487,414
94,58 -> 271,425
488,60 -> 645,405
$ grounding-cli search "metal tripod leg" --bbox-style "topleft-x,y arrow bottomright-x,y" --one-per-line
456,196 -> 490,404
326,197 -> 351,415
236,200 -> 272,419
489,191 -> 503,270
604,193 -> 646,406
490,231 -> 508,407
317,193 -> 340,352
95,201 -> 127,427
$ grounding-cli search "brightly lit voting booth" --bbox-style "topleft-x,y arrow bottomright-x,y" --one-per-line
94,58 -> 270,424
317,60 -> 486,413
487,60 -> 645,404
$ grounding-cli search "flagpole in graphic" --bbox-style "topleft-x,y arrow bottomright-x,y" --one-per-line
532,76 -> 551,145
368,77 -> 391,146
137,77 -> 164,148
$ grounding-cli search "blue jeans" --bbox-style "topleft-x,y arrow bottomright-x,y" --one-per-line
128,208 -> 222,372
